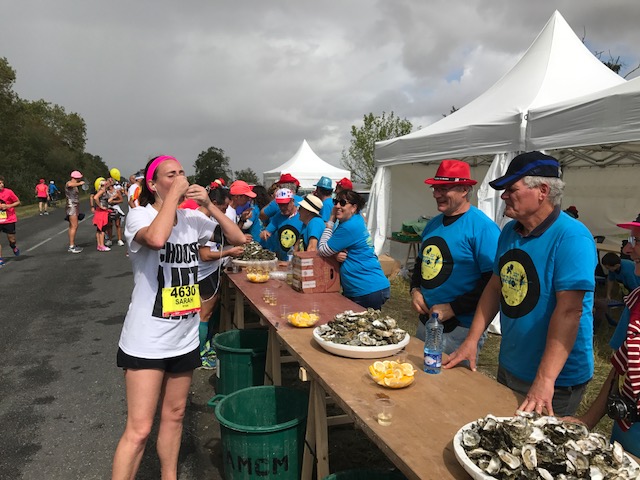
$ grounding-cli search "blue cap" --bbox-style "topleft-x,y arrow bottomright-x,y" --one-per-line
314,176 -> 333,191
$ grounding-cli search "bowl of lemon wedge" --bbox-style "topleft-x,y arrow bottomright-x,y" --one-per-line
368,360 -> 417,389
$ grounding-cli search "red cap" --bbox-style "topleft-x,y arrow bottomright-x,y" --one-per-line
336,177 -> 353,190
617,213 -> 640,230
230,180 -> 256,198
39,178 -> 45,183
278,173 -> 300,186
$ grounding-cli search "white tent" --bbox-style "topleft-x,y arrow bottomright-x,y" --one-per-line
263,140 -> 350,190
369,11 -> 626,257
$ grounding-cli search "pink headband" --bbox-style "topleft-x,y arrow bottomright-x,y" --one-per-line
146,155 -> 178,185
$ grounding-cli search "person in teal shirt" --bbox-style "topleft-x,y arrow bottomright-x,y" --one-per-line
318,190 -> 389,309
298,194 -> 325,251
260,188 -> 303,260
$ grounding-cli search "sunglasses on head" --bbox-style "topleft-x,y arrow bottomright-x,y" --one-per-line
333,199 -> 350,207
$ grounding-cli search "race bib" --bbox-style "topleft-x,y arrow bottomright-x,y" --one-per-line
161,284 -> 201,317
0,211 -> 6,220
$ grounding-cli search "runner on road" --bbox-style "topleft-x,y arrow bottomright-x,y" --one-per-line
0,175 -> 21,266
35,178 -> 49,215
65,170 -> 85,254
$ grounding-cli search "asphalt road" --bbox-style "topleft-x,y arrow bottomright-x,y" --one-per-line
0,202 -> 223,479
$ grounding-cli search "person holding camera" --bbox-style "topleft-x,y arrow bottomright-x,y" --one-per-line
563,214 -> 640,457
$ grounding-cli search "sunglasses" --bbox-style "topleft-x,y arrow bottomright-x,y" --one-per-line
333,199 -> 351,207
629,236 -> 640,247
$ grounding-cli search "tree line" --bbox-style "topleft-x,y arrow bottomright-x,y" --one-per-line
0,57 -> 109,204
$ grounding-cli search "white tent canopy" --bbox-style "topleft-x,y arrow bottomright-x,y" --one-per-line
263,139 -> 350,190
369,10 -> 628,258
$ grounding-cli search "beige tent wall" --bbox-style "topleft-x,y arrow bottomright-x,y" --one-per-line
561,165 -> 639,238
385,163 -> 491,261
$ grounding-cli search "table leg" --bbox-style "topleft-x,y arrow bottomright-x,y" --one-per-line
264,327 -> 282,386
302,379 -> 329,479
233,284 -> 245,329
220,274 -> 231,332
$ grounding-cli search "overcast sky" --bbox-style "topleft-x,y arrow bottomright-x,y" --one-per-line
2,1 -> 639,179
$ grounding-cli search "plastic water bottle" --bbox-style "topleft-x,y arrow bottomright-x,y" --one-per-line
286,247 -> 294,285
424,313 -> 444,374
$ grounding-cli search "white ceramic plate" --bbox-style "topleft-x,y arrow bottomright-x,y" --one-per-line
312,328 -> 410,359
452,418 -> 640,480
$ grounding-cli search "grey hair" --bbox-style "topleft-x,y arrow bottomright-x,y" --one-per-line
522,176 -> 565,206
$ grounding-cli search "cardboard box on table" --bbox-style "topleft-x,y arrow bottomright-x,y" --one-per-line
291,251 -> 341,293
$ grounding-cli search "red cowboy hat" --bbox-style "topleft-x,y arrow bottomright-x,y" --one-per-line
424,159 -> 477,186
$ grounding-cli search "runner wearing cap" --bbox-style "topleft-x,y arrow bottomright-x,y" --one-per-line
65,170 -> 85,253
409,159 -> 499,359
128,173 -> 144,209
260,188 -> 303,260
298,194 -> 325,251
35,178 -> 49,215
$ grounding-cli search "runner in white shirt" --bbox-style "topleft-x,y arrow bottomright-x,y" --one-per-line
112,155 -> 245,480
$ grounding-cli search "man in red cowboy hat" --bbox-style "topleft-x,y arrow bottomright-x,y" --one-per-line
409,159 -> 499,360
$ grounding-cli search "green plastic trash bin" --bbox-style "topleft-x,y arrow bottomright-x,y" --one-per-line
210,386 -> 308,480
323,469 -> 408,480
212,329 -> 268,396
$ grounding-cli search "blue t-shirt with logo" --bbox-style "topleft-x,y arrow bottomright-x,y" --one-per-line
266,211 -> 303,260
320,198 -> 333,221
494,212 -> 596,387
326,213 -> 389,297
301,216 -> 325,251
608,259 -> 640,292
418,206 -> 499,328
247,204 -> 266,245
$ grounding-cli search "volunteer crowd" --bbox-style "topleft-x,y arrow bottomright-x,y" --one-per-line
1,150 -> 639,478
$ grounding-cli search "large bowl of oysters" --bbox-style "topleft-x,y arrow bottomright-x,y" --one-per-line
312,309 -> 409,359
453,413 -> 639,479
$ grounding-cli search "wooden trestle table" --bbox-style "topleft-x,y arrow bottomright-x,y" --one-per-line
220,271 -> 522,479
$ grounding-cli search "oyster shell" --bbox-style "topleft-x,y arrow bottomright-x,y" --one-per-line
316,309 -> 406,347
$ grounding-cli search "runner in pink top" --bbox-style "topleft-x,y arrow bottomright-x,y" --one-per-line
0,175 -> 21,265
35,178 -> 49,215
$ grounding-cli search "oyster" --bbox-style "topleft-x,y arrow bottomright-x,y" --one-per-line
459,414 -> 639,479
315,310 -> 406,347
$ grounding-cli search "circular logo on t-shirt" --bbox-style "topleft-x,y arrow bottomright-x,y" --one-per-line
498,248 -> 539,318
279,225 -> 300,251
420,236 -> 453,289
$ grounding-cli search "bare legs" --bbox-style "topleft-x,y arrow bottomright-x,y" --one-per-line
112,369 -> 193,480
68,214 -> 79,248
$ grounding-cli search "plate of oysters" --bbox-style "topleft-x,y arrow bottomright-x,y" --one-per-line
453,413 -> 639,479
312,309 -> 409,359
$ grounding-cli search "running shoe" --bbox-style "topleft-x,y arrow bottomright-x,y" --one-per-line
68,246 -> 83,254
105,239 -> 113,247
0,258 -> 5,266
117,240 -> 125,247
199,355 -> 217,370
12,246 -> 20,256
44,211 -> 49,215
39,212 -> 43,216
98,245 -> 111,252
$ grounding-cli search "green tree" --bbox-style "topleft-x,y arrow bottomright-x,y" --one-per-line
193,147 -> 232,186
341,111 -> 412,185
233,167 -> 260,185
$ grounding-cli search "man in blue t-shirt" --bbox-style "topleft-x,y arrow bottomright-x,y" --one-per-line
444,151 -> 596,418
602,252 -> 640,300
259,173 -> 303,224
260,188 -> 303,260
409,159 -> 499,358
313,176 -> 334,221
